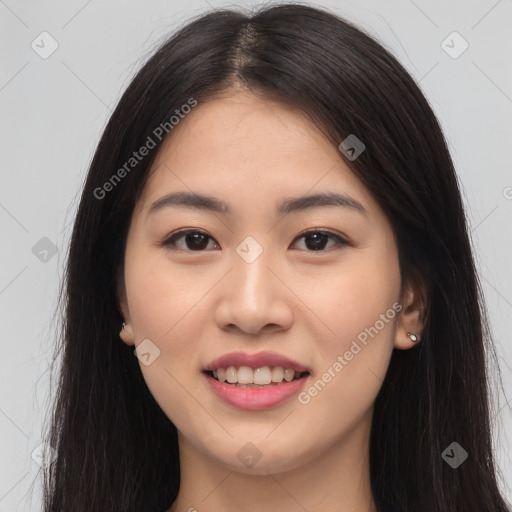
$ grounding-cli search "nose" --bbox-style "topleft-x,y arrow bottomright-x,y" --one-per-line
213,247 -> 294,336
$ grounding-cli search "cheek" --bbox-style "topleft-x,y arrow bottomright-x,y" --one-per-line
125,242 -> 201,338
303,246 -> 401,413
124,251 -> 210,428
309,246 -> 401,345
123,250 -> 212,421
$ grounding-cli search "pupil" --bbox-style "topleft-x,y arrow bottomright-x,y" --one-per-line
187,233 -> 208,250
306,233 -> 327,251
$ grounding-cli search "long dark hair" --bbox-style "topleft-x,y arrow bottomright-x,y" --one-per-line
42,3 -> 511,511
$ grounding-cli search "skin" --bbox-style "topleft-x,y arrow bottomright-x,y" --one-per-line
118,88 -> 425,512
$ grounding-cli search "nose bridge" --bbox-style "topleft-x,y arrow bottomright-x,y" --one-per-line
213,233 -> 293,334
231,234 -> 274,305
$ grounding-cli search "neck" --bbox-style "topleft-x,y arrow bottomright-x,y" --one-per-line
168,412 -> 377,512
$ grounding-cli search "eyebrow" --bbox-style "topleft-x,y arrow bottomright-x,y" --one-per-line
146,191 -> 367,218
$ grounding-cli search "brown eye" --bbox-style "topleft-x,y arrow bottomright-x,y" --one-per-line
161,230 -> 218,251
161,229 -> 348,252
292,230 -> 348,251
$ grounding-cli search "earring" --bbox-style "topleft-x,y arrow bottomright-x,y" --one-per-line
407,332 -> 419,342
121,322 -> 126,331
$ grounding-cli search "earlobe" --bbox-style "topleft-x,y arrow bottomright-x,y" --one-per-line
116,271 -> 135,346
394,307 -> 425,350
119,321 -> 135,346
394,273 -> 429,350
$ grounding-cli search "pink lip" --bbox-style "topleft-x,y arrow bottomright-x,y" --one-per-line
204,351 -> 310,372
202,372 -> 310,410
202,351 -> 310,410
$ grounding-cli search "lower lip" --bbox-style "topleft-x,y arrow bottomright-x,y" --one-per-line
203,372 -> 309,410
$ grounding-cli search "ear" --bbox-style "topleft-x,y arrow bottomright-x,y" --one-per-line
116,265 -> 135,347
394,271 -> 429,350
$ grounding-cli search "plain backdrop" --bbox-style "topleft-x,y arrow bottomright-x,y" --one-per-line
0,0 -> 511,510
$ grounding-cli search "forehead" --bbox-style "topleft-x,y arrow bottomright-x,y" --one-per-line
137,92 -> 378,221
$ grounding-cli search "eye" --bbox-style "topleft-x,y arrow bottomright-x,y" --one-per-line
160,229 -> 348,252
291,230 -> 348,252
161,229 -> 219,251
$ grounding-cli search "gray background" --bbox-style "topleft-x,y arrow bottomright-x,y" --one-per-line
1,0 -> 511,509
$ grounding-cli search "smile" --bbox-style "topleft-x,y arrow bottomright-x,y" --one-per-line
210,365 -> 306,386
202,366 -> 310,410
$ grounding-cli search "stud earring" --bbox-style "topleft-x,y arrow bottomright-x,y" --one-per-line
407,332 -> 419,342
121,322 -> 126,331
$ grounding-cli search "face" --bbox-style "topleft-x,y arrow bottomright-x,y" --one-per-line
118,90 -> 420,474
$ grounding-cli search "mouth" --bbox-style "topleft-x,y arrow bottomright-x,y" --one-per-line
203,366 -> 310,388
202,364 -> 311,410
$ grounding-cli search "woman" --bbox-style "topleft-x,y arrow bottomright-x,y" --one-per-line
43,3 -> 511,511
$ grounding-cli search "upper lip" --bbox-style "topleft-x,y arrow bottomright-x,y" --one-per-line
204,351 -> 310,373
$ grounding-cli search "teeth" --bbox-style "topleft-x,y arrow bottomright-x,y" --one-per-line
211,365 -> 306,384
254,366 -> 272,385
226,366 -> 237,384
271,366 -> 284,382
237,366 -> 253,384
283,368 -> 295,382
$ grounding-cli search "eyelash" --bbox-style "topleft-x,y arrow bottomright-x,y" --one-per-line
160,228 -> 349,253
